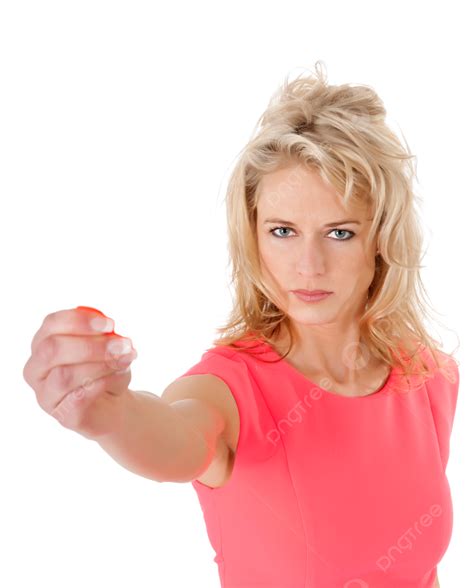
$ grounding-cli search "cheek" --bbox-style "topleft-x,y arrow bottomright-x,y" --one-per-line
260,252 -> 282,281
341,242 -> 373,268
258,242 -> 288,288
338,250 -> 375,285
258,237 -> 278,267
356,262 -> 377,292
260,246 -> 289,279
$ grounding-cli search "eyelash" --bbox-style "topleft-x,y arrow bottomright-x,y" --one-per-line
268,226 -> 356,241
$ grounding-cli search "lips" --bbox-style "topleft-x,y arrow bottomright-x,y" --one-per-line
292,289 -> 332,295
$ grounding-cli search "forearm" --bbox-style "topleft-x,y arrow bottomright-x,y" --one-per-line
95,389 -> 207,483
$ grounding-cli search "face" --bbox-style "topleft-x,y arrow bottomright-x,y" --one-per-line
256,160 -> 378,330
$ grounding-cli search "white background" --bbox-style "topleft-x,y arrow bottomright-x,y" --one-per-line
1,1 -> 471,586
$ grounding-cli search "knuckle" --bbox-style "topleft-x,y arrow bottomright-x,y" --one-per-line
54,399 -> 76,428
42,311 -> 57,328
22,357 -> 32,384
80,374 -> 94,391
77,337 -> 95,360
53,390 -> 85,429
36,336 -> 57,363
37,379 -> 57,414
54,365 -> 72,389
36,391 -> 51,413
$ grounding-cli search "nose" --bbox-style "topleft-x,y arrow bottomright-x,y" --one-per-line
295,237 -> 327,277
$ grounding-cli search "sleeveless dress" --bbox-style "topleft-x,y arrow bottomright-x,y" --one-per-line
177,338 -> 460,588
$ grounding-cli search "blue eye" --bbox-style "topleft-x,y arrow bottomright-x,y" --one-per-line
329,229 -> 355,240
269,227 -> 295,238
268,227 -> 355,240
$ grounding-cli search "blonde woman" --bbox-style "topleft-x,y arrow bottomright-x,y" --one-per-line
23,62 -> 457,588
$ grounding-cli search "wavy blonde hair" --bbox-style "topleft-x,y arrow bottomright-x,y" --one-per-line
212,61 -> 459,382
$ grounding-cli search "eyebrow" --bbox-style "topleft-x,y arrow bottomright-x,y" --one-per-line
263,218 -> 362,227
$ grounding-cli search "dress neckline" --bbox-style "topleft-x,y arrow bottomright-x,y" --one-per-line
256,338 -> 397,399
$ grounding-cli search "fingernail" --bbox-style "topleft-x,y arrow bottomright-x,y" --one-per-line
116,349 -> 137,368
91,316 -> 115,332
107,338 -> 132,355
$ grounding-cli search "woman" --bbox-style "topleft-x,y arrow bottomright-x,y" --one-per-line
164,62 -> 457,587
24,62 -> 457,587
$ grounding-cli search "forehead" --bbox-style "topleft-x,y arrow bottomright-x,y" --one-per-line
256,162 -> 367,220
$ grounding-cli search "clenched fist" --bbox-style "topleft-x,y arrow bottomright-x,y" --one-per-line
23,306 -> 138,439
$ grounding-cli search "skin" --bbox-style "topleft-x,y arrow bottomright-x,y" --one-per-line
255,159 -> 388,393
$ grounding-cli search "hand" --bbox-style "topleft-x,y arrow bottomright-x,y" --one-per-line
23,306 -> 138,439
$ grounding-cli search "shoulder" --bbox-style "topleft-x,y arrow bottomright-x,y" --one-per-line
418,346 -> 459,414
419,346 -> 460,468
176,341 -> 278,461
173,344 -> 256,452
418,345 -> 459,389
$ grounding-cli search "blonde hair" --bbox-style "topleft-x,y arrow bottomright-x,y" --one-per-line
212,61 -> 459,381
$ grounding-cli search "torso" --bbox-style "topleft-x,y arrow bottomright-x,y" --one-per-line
196,341 -> 392,488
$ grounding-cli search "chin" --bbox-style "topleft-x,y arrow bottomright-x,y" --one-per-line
288,308 -> 334,325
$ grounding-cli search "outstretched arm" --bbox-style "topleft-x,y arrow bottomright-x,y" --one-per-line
96,387 -> 227,483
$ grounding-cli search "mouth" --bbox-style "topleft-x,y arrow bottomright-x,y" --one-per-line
291,289 -> 332,295
291,290 -> 333,303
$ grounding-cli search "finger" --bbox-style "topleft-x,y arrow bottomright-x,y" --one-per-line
36,351 -> 137,414
30,333 -> 134,383
51,368 -> 133,438
30,307 -> 115,355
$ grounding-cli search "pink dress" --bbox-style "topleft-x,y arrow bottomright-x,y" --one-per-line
177,338 -> 459,587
